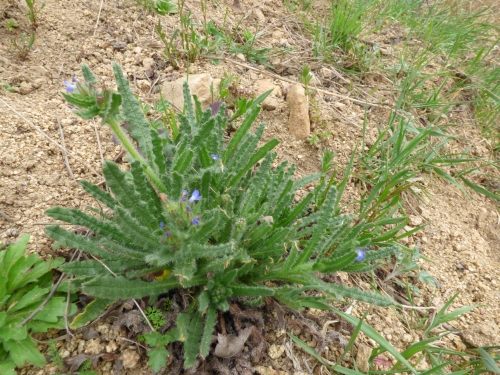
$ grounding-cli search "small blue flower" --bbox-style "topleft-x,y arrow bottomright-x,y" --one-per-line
211,154 -> 219,161
356,249 -> 366,262
71,77 -> 77,82
186,206 -> 192,212
160,222 -> 165,228
64,81 -> 77,93
191,218 -> 199,225
365,246 -> 371,251
188,190 -> 201,204
165,232 -> 171,237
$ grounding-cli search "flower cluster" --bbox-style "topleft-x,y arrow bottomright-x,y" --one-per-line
355,247 -> 370,261
63,77 -> 77,93
158,190 -> 202,242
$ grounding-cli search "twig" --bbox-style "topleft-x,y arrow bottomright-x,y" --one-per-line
0,98 -> 104,178
0,210 -> 14,222
201,55 -> 387,108
65,282 -> 74,338
20,273 -> 67,326
57,62 -> 64,80
56,112 -> 75,181
93,119 -> 104,166
93,0 -> 104,37
400,304 -> 437,311
20,250 -> 80,327
90,254 -> 156,332
117,337 -> 148,350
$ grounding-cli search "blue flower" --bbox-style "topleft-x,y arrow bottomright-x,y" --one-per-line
192,218 -> 199,225
186,206 -> 192,212
211,154 -> 219,161
365,246 -> 371,251
64,81 -> 77,93
160,222 -> 165,228
165,232 -> 171,237
356,249 -> 366,262
188,190 -> 201,204
181,190 -> 188,201
71,77 -> 77,82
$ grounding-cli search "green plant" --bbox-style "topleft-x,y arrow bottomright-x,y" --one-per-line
383,246 -> 436,296
136,0 -> 177,14
289,294 -> 500,375
300,66 -> 313,88
3,19 -> 18,31
307,133 -> 319,145
0,234 -> 76,375
47,339 -> 64,371
144,306 -> 167,330
24,0 -> 45,29
228,28 -> 276,68
48,62 -> 402,369
2,82 -> 17,93
9,32 -> 35,60
290,296 -> 500,374
78,359 -> 99,375
309,0 -> 375,61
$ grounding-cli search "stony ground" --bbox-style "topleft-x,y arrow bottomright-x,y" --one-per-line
1,0 -> 499,374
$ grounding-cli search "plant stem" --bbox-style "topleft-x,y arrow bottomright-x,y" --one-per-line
107,118 -> 168,193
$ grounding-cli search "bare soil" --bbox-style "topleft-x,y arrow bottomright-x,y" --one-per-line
1,0 -> 499,374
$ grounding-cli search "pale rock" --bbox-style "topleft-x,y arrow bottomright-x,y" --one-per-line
142,57 -> 155,69
380,47 -> 391,56
32,65 -> 49,77
19,82 -> 32,95
161,73 -> 213,110
356,343 -> 372,372
462,320 -> 500,347
262,97 -> 278,111
402,333 -> 413,343
32,78 -> 45,89
409,215 -> 423,227
255,79 -> 281,111
236,53 -> 246,62
252,8 -> 266,23
272,30 -> 284,39
268,344 -> 285,359
287,84 -> 310,140
84,339 -> 102,355
121,348 -> 141,369
136,79 -> 151,91
417,205 -> 431,220
320,67 -> 333,79
279,38 -> 291,47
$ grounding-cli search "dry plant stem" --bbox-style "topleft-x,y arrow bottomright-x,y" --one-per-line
93,119 -> 104,165
20,249 -> 80,327
56,112 -> 76,181
0,98 -> 104,178
0,210 -> 14,222
65,282 -> 74,339
201,55 -> 386,108
20,273 -> 67,326
117,337 -> 148,350
93,0 -> 104,37
89,254 -> 156,332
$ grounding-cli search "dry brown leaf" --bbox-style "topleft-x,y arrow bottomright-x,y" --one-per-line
214,326 -> 254,358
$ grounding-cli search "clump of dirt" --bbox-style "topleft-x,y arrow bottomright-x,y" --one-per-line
1,0 -> 499,374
